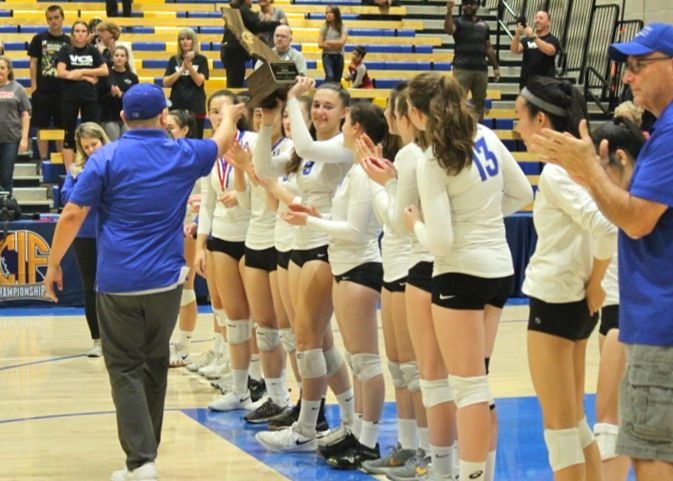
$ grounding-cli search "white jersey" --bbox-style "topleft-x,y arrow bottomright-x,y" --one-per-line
197,130 -> 256,242
414,125 -> 533,278
306,164 -> 382,275
242,136 -> 294,250
384,142 -> 433,267
287,97 -> 352,250
523,163 -> 617,303
275,172 -> 300,253
603,254 -> 619,307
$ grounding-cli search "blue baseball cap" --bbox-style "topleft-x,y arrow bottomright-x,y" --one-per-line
609,23 -> 673,61
122,83 -> 167,120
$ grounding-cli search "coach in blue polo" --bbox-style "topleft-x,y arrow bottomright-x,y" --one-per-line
44,83 -> 245,481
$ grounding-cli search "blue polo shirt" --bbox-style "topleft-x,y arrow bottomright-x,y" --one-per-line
61,171 -> 96,238
619,101 -> 673,346
69,129 -> 218,293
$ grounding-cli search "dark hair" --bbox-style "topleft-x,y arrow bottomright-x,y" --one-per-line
538,10 -> 551,20
394,85 -> 427,149
408,72 -> 476,175
286,95 -> 315,175
326,6 -> 343,34
71,20 -> 89,38
382,82 -> 407,160
112,45 -> 131,71
208,89 -> 238,110
349,102 -> 387,145
46,5 -> 64,17
315,82 -> 351,108
522,76 -> 588,137
168,109 -> 197,138
353,45 -> 367,58
591,116 -> 644,175
88,17 -> 102,34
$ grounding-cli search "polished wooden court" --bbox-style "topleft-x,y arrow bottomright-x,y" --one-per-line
0,304 -> 605,481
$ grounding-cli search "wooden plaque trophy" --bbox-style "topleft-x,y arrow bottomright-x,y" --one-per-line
221,7 -> 299,108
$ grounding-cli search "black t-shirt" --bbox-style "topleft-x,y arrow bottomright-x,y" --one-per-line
164,54 -> 209,114
27,31 -> 71,92
520,33 -> 561,88
100,69 -> 139,122
56,44 -> 105,101
452,16 -> 490,71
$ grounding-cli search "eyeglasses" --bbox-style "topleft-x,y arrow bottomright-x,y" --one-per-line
624,56 -> 671,74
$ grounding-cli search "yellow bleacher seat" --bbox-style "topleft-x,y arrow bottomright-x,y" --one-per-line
39,130 -> 65,141
50,152 -> 64,164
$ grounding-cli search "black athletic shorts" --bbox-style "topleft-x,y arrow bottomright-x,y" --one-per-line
290,245 -> 329,267
528,297 -> 599,341
431,273 -> 513,310
276,250 -> 292,270
31,90 -> 64,129
245,246 -> 277,272
382,276 -> 407,293
334,262 -> 383,293
206,237 -> 245,261
407,261 -> 432,293
599,304 -> 619,336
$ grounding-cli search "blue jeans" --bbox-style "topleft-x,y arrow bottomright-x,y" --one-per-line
322,53 -> 345,83
0,142 -> 18,194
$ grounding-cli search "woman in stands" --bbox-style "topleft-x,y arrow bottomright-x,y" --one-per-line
516,76 -> 615,481
60,122 -> 109,357
162,28 -> 209,139
221,0 -> 281,88
406,72 -> 532,481
255,78 -> 354,453
96,21 -> 136,74
591,118 -> 644,481
56,20 -> 108,171
100,45 -> 138,141
257,0 -> 287,47
318,6 -> 348,83
0,56 -> 31,196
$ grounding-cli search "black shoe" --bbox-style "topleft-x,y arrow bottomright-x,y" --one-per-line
244,398 -> 291,424
327,441 -> 380,470
267,396 -> 330,432
317,426 -> 359,459
248,377 -> 266,403
316,397 -> 329,432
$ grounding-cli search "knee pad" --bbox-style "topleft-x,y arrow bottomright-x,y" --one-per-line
593,423 -> 619,460
279,328 -> 296,353
448,375 -> 490,409
388,362 -> 406,389
419,378 -> 453,408
351,353 -> 383,381
180,288 -> 196,307
214,309 -> 228,327
400,362 -> 421,392
577,416 -> 595,448
297,348 -> 327,379
543,427 -> 585,472
226,319 -> 252,344
256,325 -> 281,351
324,346 -> 345,376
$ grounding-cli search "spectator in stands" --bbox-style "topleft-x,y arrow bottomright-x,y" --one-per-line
56,20 -> 108,171
162,28 -> 209,139
96,21 -> 136,73
361,0 -> 400,12
0,41 -> 4,55
88,17 -> 102,46
106,0 -> 131,18
344,45 -> 373,88
27,5 -> 70,161
530,23 -> 673,481
0,56 -> 31,195
254,25 -> 308,76
319,6 -> 348,83
443,0 -> 499,120
221,0 -> 281,88
510,10 -> 560,90
257,0 -> 287,48
60,122 -> 110,358
100,45 -> 139,140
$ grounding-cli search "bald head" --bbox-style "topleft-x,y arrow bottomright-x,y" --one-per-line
274,24 -> 293,53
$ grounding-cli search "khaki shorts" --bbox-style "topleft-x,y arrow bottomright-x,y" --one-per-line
617,343 -> 673,462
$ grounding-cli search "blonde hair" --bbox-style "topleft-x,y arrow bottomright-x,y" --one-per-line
177,28 -> 200,58
72,122 -> 110,177
97,21 -> 121,40
614,100 -> 643,127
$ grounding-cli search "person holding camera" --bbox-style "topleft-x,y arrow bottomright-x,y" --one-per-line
163,28 -> 209,139
510,10 -> 560,90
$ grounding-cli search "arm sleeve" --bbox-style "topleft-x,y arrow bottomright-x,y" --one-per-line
629,126 -> 673,207
18,86 -> 32,113
498,140 -> 534,215
287,98 -> 352,164
253,125 -> 292,177
369,180 -> 390,226
197,171 -> 216,236
233,170 -> 251,209
543,166 -> 617,259
416,158 -> 454,256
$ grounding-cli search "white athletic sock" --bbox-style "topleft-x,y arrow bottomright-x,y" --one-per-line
430,444 -> 452,476
212,335 -> 221,352
335,389 -> 355,426
232,369 -> 249,395
359,420 -> 379,449
460,460 -> 486,481
266,374 -> 288,406
297,399 -> 321,436
177,329 -> 193,347
249,354 -> 262,381
418,426 -> 430,452
398,418 -> 417,450
353,414 -> 363,439
452,442 -> 460,478
485,450 -> 496,481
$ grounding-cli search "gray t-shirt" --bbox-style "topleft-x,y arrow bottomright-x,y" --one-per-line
254,46 -> 308,75
0,81 -> 31,142
320,24 -> 345,55
258,8 -> 287,47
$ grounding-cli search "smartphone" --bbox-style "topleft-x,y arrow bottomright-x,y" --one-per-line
517,15 -> 527,28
